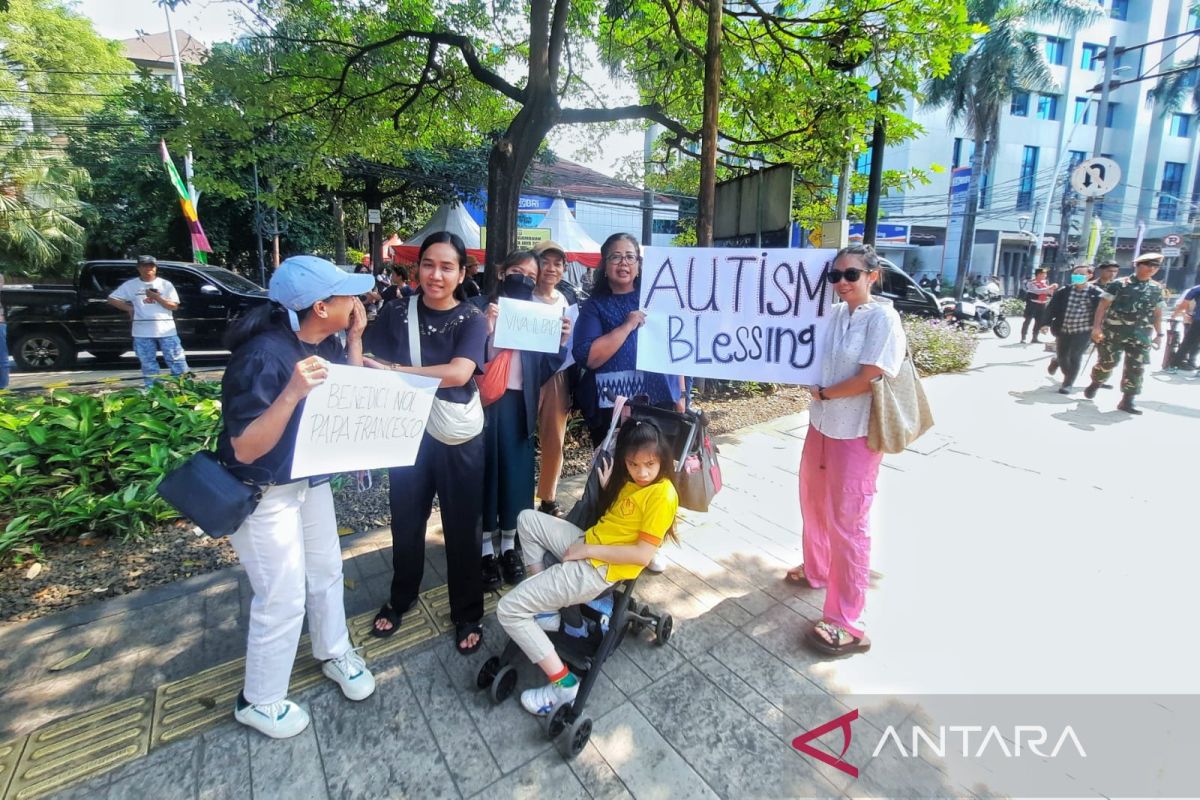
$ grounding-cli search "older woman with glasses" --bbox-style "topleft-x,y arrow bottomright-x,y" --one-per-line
785,244 -> 906,658
572,233 -> 686,448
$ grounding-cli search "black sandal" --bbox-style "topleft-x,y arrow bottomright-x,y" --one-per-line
455,621 -> 483,656
371,602 -> 404,639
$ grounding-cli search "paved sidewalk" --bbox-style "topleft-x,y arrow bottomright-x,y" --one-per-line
0,337 -> 1195,799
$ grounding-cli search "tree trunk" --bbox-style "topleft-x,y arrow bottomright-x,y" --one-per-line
696,0 -> 722,247
955,133 -> 985,300
331,195 -> 347,265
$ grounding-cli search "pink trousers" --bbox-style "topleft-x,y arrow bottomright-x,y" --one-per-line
798,427 -> 883,638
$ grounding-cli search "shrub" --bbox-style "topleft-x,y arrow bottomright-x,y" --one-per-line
0,379 -> 222,559
902,315 -> 978,376
1000,297 -> 1025,317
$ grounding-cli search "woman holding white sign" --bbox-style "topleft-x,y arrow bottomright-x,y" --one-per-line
787,244 -> 906,657
216,255 -> 377,739
362,232 -> 491,656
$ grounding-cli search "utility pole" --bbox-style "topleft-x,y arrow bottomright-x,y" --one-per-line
642,125 -> 656,245
163,7 -> 195,205
862,92 -> 887,246
252,161 -> 266,285
696,0 -> 722,247
1078,35 -> 1118,252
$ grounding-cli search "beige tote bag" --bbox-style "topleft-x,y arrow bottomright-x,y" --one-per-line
867,356 -> 934,454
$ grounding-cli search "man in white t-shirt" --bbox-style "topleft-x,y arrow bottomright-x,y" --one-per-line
107,255 -> 190,387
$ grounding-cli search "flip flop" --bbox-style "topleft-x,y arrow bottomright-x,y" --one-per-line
370,602 -> 403,639
805,621 -> 870,656
455,621 -> 484,656
784,565 -> 816,588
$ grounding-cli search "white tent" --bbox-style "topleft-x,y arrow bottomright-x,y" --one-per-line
539,196 -> 601,286
402,201 -> 481,249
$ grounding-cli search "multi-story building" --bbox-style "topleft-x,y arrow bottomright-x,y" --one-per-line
872,0 -> 1199,291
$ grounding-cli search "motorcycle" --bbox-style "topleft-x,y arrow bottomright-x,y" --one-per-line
938,280 -> 1011,338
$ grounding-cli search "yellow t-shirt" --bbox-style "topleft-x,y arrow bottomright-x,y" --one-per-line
585,479 -> 679,582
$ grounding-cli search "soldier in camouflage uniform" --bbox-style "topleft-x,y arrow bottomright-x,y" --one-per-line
1084,252 -> 1166,414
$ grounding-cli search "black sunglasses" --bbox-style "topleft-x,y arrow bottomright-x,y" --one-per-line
828,268 -> 873,283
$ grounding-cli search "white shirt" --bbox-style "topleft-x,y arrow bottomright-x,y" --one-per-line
109,277 -> 180,338
808,298 -> 906,440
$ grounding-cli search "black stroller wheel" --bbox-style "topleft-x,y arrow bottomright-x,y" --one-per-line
543,702 -> 572,739
559,715 -> 593,759
476,656 -> 501,689
655,614 -> 674,646
490,665 -> 517,704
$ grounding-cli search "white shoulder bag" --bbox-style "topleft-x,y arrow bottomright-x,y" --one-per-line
408,296 -> 484,445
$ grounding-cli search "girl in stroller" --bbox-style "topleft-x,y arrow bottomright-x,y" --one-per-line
496,418 -> 679,717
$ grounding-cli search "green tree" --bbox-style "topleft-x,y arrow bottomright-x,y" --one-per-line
924,0 -> 1099,298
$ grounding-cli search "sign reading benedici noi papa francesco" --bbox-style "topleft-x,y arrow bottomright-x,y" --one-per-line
636,246 -> 839,384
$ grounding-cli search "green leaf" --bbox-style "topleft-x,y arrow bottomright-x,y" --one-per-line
48,649 -> 93,672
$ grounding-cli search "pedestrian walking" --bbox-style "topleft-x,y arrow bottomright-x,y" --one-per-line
1084,252 -> 1167,414
217,255 -> 377,739
1020,267 -> 1058,344
785,244 -> 906,657
106,255 -> 190,387
1168,282 -> 1200,371
1043,264 -> 1101,393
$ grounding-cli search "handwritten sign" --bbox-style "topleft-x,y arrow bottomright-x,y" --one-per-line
493,296 -> 563,354
636,246 -> 837,384
557,304 -> 581,372
291,364 -> 440,479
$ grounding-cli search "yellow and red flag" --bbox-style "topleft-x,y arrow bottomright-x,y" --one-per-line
160,139 -> 212,263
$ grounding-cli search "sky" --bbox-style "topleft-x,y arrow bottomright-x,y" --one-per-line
71,0 -> 646,180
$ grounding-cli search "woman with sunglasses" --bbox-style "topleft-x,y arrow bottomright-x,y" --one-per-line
572,233 -> 686,448
786,244 -> 906,657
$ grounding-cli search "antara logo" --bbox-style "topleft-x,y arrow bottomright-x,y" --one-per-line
792,710 -> 1088,779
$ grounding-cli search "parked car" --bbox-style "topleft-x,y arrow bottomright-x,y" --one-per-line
876,258 -> 941,318
1,260 -> 269,371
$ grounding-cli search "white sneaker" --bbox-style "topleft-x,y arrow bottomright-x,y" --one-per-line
646,552 -> 668,573
323,647 -> 376,701
234,696 -> 310,739
520,680 -> 579,716
535,611 -> 561,632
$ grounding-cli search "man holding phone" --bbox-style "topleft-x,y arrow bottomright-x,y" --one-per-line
107,255 -> 190,387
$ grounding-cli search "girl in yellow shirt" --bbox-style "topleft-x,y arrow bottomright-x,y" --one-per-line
496,419 -> 679,717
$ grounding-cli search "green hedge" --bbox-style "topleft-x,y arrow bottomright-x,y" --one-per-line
1000,297 -> 1026,317
902,315 -> 978,376
0,379 -> 221,559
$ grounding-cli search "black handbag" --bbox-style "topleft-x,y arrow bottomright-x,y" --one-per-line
156,451 -> 263,538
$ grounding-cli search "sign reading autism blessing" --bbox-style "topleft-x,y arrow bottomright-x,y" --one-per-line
291,364 -> 440,479
636,246 -> 838,384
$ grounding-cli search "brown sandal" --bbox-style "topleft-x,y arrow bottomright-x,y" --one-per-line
784,564 -> 816,588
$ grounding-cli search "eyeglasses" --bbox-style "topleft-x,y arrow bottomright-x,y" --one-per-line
605,253 -> 639,264
828,268 -> 873,283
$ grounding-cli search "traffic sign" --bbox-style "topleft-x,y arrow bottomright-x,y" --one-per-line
1163,233 -> 1183,247
1162,246 -> 1181,258
1070,157 -> 1121,198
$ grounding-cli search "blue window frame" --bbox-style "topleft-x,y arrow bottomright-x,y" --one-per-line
1081,43 -> 1103,70
1171,113 -> 1191,137
1067,150 -> 1087,173
1105,103 -> 1118,128
850,150 -> 871,206
1073,97 -> 1093,124
1110,0 -> 1128,20
1159,162 -> 1185,221
1036,95 -> 1059,121
1045,37 -> 1066,66
1017,146 -> 1039,211
1010,91 -> 1030,117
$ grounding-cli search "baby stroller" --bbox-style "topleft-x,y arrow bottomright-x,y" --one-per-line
475,399 -> 701,758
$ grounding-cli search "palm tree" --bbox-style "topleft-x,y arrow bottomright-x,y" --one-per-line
0,126 -> 88,274
924,0 -> 1100,299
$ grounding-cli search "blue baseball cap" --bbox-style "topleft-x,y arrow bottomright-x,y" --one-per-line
269,255 -> 376,310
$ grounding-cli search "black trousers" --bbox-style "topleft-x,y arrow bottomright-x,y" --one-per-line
1174,322 -> 1200,368
1022,301 -> 1048,341
388,431 -> 484,625
1055,331 -> 1092,387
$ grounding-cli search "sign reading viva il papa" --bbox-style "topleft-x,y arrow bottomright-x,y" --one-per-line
636,246 -> 837,384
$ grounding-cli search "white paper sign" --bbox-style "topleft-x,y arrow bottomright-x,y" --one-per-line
493,296 -> 563,354
636,246 -> 837,384
557,304 -> 581,372
291,364 -> 440,479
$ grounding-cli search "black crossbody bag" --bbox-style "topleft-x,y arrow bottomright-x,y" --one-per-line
157,451 -> 263,538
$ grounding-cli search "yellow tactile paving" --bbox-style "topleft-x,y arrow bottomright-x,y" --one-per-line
418,584 -> 502,632
346,604 -> 439,661
6,694 -> 151,800
0,738 -> 26,800
150,633 -> 325,750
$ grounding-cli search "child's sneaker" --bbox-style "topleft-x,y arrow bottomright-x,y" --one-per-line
535,612 -> 561,632
234,694 -> 310,739
520,680 -> 579,716
322,647 -> 376,701
646,552 -> 668,573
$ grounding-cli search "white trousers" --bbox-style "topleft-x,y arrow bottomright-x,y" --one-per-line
230,480 -> 352,705
496,510 -> 613,664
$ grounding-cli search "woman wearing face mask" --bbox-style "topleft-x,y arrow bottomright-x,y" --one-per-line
475,251 -> 573,590
572,233 -> 686,449
785,244 -> 906,657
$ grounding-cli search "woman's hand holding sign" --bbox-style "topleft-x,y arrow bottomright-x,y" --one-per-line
560,313 -> 573,347
286,356 -> 329,402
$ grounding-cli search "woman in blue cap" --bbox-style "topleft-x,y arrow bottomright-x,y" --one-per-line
216,255 -> 377,739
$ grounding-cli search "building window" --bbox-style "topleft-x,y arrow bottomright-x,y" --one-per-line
1171,113 -> 1191,137
1017,146 -> 1039,211
1036,94 -> 1059,121
1067,150 -> 1088,173
850,149 -> 871,206
1110,0 -> 1128,20
952,138 -> 964,168
1105,102 -> 1119,128
1073,97 -> 1093,124
1010,91 -> 1030,116
979,170 -> 991,209
1081,43 -> 1104,70
1045,36 -> 1066,66
1159,161 -> 1185,221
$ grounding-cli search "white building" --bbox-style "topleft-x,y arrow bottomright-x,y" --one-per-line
120,31 -> 208,91
874,0 -> 1199,291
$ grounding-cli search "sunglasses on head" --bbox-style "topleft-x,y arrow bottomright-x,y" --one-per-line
828,267 -> 873,283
